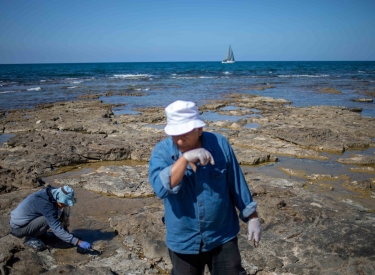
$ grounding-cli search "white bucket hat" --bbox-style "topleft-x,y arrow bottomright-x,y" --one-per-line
164,100 -> 206,136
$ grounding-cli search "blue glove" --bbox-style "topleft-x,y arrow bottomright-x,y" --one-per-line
78,241 -> 92,250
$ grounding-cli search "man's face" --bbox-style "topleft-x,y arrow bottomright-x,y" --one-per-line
172,128 -> 203,153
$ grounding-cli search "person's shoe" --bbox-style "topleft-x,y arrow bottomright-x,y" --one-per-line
24,237 -> 46,251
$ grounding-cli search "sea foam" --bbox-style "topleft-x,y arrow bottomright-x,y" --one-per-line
27,87 -> 42,91
111,74 -> 151,79
0,91 -> 18,94
278,74 -> 329,78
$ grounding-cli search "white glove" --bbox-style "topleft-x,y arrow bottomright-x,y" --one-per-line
248,218 -> 262,247
183,148 -> 215,166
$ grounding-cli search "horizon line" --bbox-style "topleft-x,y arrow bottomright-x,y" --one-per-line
1,60 -> 375,65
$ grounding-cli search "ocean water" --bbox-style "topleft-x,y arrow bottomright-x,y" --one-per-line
0,61 -> 374,117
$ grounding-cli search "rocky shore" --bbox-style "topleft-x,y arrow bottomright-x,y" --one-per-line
0,94 -> 374,275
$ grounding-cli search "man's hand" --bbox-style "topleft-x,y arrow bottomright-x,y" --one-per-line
183,148 -> 215,166
248,218 -> 262,247
78,240 -> 92,250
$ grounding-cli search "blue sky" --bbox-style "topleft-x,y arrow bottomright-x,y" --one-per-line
1,0 -> 374,63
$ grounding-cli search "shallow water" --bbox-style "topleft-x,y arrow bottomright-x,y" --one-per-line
0,133 -> 15,145
201,111 -> 249,122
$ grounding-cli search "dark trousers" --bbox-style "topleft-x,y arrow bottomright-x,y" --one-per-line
169,237 -> 247,275
10,216 -> 49,238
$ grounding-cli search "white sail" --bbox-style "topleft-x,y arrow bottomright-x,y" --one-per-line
222,45 -> 235,63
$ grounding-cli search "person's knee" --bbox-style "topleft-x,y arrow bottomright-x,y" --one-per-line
10,227 -> 26,238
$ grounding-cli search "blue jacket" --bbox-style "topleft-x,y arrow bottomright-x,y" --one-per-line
148,131 -> 257,254
10,187 -> 79,245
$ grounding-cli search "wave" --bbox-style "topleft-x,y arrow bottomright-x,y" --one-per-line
111,74 -> 152,79
71,80 -> 83,84
0,90 -> 19,94
277,74 -> 329,78
171,76 -> 217,79
27,87 -> 42,91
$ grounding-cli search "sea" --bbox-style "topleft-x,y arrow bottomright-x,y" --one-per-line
1,61 -> 375,118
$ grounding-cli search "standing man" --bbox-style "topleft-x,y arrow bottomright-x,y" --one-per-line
10,185 -> 92,251
148,100 -> 262,275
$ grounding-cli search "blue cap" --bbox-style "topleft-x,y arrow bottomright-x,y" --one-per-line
51,186 -> 76,206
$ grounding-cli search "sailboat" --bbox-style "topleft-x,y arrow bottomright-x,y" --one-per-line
222,45 -> 235,63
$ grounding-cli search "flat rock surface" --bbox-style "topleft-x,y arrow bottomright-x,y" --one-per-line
0,95 -> 374,274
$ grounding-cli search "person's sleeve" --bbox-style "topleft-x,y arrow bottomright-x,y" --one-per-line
148,143 -> 182,199
41,203 -> 79,245
224,138 -> 257,223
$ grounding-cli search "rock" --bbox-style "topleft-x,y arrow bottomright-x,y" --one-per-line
319,87 -> 342,94
347,107 -> 363,112
86,248 -> 152,274
233,147 -> 278,165
1,95 -> 375,275
43,265 -> 115,275
231,133 -> 328,159
109,202 -> 171,271
352,98 -> 373,103
343,179 -> 373,191
350,166 -> 375,173
55,165 -> 154,198
0,234 -> 24,273
337,154 -> 375,165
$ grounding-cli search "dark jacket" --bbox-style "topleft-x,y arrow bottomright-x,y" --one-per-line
10,187 -> 79,245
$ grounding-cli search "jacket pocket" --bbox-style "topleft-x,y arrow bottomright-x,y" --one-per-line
209,167 -> 227,199
209,167 -> 227,180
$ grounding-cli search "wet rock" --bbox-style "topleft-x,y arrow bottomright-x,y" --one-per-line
350,166 -> 375,173
337,154 -> 375,165
346,107 -> 363,112
319,87 -> 342,94
351,98 -> 373,103
343,179 -> 373,191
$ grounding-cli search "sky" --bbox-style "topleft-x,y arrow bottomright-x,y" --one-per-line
1,0 -> 375,63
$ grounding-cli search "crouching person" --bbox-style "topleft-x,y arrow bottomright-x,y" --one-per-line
9,185 -> 92,251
